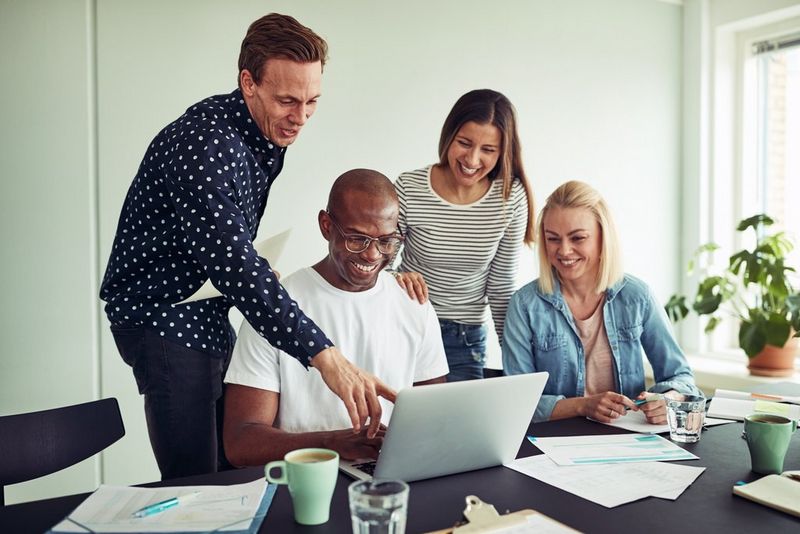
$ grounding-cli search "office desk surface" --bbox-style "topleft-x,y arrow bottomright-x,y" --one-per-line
2,417 -> 798,533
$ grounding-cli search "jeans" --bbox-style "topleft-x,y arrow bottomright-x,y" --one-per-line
439,319 -> 487,382
111,326 -> 234,480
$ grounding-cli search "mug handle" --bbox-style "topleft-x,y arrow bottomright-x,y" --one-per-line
265,460 -> 288,484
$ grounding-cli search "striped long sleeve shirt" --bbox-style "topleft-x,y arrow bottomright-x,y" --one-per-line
395,166 -> 529,343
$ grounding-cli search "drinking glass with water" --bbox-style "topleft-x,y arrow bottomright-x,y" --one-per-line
348,480 -> 409,534
666,395 -> 706,443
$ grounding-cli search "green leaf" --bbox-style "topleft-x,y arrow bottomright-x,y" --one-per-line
692,276 -> 724,315
787,294 -> 800,333
729,250 -> 749,276
739,320 -> 767,357
737,214 -> 774,233
764,313 -> 791,347
664,295 -> 689,322
703,316 -> 721,333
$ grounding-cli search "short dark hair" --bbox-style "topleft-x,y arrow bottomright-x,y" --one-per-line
438,89 -> 536,245
238,13 -> 328,85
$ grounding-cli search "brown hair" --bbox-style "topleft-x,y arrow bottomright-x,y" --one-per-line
238,13 -> 328,86
437,89 -> 536,245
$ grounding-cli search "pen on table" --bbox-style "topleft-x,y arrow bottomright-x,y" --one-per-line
131,491 -> 201,518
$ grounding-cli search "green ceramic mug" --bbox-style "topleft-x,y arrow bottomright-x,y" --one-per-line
743,413 -> 798,475
265,448 -> 339,525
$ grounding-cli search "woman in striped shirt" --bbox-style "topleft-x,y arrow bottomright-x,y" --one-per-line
394,89 -> 536,381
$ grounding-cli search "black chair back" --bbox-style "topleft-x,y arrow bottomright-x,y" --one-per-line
482,367 -> 505,378
0,397 -> 125,505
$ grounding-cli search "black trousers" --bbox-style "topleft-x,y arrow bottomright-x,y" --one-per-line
111,326 -> 233,480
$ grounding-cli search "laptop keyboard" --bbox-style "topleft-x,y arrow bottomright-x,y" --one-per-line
353,461 -> 377,476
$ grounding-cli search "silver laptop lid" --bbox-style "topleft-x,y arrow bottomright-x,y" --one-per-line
370,372 -> 548,482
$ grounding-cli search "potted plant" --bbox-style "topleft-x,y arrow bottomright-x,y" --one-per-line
665,214 -> 800,376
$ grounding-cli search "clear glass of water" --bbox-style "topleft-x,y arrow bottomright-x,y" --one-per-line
348,479 -> 409,534
666,395 -> 706,443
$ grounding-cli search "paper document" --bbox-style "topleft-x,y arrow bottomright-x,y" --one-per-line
597,410 -> 734,434
49,478 -> 274,533
716,388 -> 800,405
527,433 -> 698,466
708,391 -> 800,421
177,229 -> 292,304
733,471 -> 800,518
505,455 -> 705,508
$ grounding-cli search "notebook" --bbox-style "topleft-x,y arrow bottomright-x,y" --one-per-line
708,389 -> 800,421
733,471 -> 800,518
340,372 -> 548,482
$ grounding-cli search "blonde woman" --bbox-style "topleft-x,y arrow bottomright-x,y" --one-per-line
502,181 -> 700,422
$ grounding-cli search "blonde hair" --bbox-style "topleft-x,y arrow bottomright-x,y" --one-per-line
537,180 -> 623,294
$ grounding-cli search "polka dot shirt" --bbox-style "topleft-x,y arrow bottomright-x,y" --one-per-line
100,89 -> 332,367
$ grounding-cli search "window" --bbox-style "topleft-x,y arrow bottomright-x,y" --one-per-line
743,33 -> 800,275
696,19 -> 800,356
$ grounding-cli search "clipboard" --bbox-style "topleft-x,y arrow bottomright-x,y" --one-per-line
425,495 -> 580,533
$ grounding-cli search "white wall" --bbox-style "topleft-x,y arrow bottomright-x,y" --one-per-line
2,0 -> 685,503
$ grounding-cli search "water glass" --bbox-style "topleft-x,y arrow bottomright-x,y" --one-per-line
348,480 -> 409,534
666,395 -> 706,443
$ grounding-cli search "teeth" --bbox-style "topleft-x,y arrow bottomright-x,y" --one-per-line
459,163 -> 479,175
560,258 -> 579,265
352,262 -> 377,273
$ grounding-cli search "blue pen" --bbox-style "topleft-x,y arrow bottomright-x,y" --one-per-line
634,395 -> 664,406
131,491 -> 201,518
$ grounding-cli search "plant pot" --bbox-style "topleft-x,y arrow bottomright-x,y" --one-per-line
747,337 -> 799,377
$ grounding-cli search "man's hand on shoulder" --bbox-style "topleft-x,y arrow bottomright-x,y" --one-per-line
310,347 -> 397,438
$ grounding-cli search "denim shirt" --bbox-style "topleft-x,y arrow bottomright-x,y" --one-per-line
502,274 -> 700,422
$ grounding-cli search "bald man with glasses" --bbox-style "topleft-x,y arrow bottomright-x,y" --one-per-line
222,169 -> 448,465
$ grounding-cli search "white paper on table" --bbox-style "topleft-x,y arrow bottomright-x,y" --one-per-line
176,229 -> 291,305
528,433 -> 698,466
596,410 -> 736,434
715,388 -> 800,406
708,395 -> 800,421
505,455 -> 705,508
50,479 -> 267,533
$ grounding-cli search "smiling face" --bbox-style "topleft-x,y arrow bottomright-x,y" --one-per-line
240,58 -> 322,147
543,206 -> 602,288
317,191 -> 399,292
444,121 -> 501,189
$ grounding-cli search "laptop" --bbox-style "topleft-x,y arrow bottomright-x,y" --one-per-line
340,372 -> 548,482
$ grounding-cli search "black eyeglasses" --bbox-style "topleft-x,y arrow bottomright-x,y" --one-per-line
326,212 -> 404,255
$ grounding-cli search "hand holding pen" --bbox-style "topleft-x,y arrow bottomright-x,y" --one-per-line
634,392 -> 670,425
584,392 -> 638,423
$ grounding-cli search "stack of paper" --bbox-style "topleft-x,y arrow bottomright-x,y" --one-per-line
49,479 -> 274,533
596,410 -> 733,434
505,455 -> 705,508
504,434 -> 704,508
527,433 -> 698,465
708,389 -> 800,421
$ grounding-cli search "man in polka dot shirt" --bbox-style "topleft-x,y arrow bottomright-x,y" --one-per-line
100,13 -> 394,480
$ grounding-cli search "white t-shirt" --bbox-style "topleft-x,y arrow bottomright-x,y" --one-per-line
225,267 -> 449,433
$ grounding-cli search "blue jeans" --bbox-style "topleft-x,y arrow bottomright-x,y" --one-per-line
111,326 -> 234,480
439,319 -> 487,382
